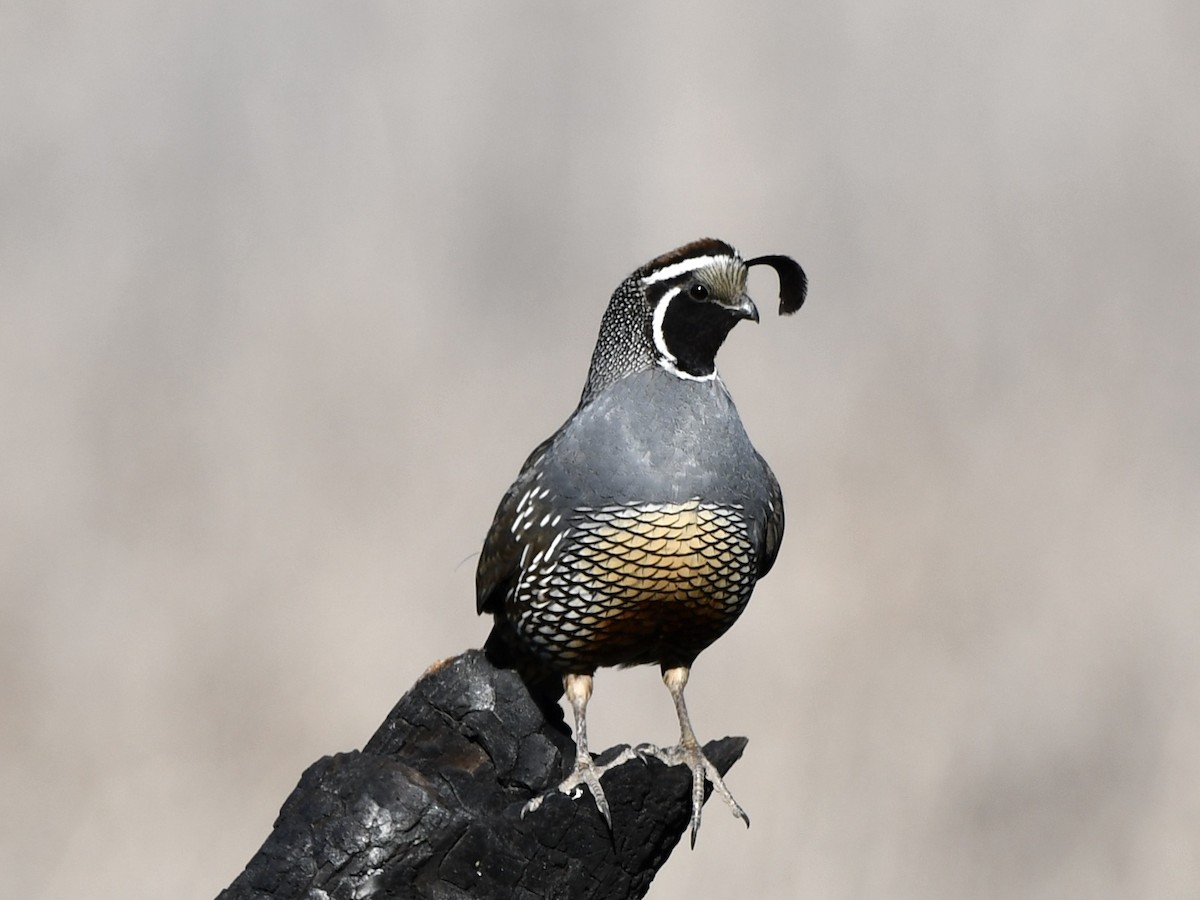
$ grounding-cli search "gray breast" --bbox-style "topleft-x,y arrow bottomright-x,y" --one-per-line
541,368 -> 770,512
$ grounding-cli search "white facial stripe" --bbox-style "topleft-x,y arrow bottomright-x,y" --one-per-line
641,254 -> 737,285
651,285 -> 682,362
657,358 -> 718,382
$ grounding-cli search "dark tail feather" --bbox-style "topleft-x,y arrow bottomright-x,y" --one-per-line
483,620 -> 567,727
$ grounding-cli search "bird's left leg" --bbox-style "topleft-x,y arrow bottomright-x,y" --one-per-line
637,665 -> 750,847
522,672 -> 635,827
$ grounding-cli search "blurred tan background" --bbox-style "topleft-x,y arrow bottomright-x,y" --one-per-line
3,2 -> 1198,898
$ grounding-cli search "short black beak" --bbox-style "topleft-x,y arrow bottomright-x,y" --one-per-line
730,294 -> 760,323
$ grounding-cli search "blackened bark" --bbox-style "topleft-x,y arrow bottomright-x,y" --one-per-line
218,650 -> 745,900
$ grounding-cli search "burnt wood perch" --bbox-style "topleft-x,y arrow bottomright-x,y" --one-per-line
218,650 -> 746,900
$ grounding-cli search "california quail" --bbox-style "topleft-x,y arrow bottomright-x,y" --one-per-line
476,238 -> 806,845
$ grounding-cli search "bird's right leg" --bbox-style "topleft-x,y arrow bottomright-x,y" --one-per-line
522,672 -> 635,827
637,665 -> 749,846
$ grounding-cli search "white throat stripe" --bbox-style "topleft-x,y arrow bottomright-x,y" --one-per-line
641,254 -> 735,285
658,358 -> 719,382
651,285 -> 681,362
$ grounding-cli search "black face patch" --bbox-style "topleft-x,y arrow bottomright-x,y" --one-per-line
659,289 -> 744,377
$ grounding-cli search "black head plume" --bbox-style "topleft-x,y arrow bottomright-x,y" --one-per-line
745,255 -> 808,315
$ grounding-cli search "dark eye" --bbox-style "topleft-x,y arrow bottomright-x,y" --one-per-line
689,283 -> 709,300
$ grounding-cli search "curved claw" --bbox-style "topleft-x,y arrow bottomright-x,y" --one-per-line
636,741 -> 749,847
523,747 -> 637,828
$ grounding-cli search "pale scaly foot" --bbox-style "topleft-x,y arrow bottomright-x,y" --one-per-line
638,665 -> 750,847
521,672 -> 636,827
